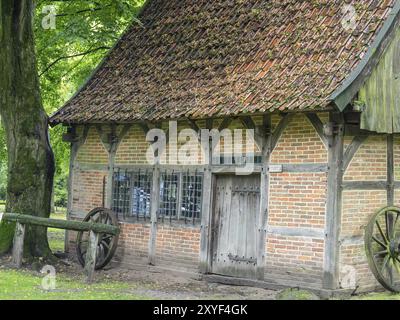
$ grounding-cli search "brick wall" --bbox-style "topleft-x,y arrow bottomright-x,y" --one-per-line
71,169 -> 107,213
155,224 -> 201,272
339,135 -> 388,292
266,113 -> 328,286
343,136 -> 387,181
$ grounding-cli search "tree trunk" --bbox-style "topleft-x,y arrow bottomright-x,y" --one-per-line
0,0 -> 55,258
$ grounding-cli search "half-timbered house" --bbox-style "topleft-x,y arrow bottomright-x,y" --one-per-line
50,0 -> 400,295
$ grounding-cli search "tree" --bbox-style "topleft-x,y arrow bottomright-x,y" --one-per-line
0,0 -> 55,257
0,0 -> 144,257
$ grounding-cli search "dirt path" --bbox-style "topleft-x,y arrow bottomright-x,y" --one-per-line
0,254 -> 277,300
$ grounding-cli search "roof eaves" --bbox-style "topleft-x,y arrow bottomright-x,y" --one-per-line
329,0 -> 400,112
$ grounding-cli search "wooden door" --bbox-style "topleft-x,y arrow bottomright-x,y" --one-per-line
211,174 -> 260,279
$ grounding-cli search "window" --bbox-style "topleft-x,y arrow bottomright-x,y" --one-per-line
112,168 -> 204,224
112,169 -> 152,221
159,170 -> 203,223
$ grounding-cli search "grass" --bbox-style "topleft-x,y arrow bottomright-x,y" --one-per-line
0,269 -> 148,300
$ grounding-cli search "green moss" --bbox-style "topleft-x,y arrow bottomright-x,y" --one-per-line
0,221 -> 15,254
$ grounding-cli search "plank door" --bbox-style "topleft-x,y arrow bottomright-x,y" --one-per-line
211,174 -> 260,279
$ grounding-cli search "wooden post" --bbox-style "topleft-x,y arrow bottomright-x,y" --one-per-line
65,125 -> 89,253
256,114 -> 272,280
12,222 -> 25,268
387,134 -> 394,206
323,113 -> 345,290
148,166 -> 160,265
84,230 -> 100,283
199,166 -> 213,273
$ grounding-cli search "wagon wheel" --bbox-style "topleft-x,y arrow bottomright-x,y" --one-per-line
365,206 -> 400,292
76,207 -> 119,270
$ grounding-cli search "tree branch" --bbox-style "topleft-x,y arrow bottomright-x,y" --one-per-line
39,46 -> 110,77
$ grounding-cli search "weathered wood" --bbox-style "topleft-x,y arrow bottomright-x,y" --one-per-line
199,167 -> 213,273
218,117 -> 233,131
256,114 -> 271,280
84,230 -> 100,283
96,124 -> 131,208
267,226 -> 325,238
66,125 -> 90,252
387,134 -> 395,206
239,116 -> 256,130
306,113 -> 328,149
323,113 -> 345,290
12,223 -> 25,268
342,181 -> 387,190
271,114 -> 294,151
3,213 -> 119,235
269,163 -> 328,173
148,167 -> 160,265
342,135 -> 368,172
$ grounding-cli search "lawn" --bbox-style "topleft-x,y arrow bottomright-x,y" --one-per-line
0,269 -> 148,300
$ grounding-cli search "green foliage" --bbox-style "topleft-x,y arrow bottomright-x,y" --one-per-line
0,0 -> 145,207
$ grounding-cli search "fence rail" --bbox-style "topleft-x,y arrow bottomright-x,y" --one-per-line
2,212 -> 120,282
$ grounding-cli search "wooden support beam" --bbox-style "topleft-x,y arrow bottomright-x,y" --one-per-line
387,134 -> 394,206
256,114 -> 272,280
342,135 -> 368,172
199,167 -> 213,273
306,113 -> 328,149
218,117 -> 233,131
239,116 -> 256,130
323,113 -> 345,290
12,222 -> 25,268
84,230 -> 100,283
342,181 -> 387,190
271,114 -> 293,151
148,167 -> 160,265
66,125 -> 90,253
4,213 -> 119,234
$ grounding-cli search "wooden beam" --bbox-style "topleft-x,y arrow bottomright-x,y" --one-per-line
187,118 -> 201,133
306,113 -> 328,149
218,117 -> 233,131
199,167 -> 213,273
342,181 -> 387,190
84,230 -> 100,283
342,135 -> 368,172
323,113 -> 345,290
65,125 -> 89,253
239,116 -> 256,130
12,222 -> 25,268
269,163 -> 328,173
4,213 -> 119,235
387,134 -> 395,206
256,114 -> 272,280
271,114 -> 293,151
148,167 -> 160,265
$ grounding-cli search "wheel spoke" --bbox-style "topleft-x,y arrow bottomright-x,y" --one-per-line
381,254 -> 390,275
373,236 -> 387,249
374,249 -> 388,258
376,221 -> 388,244
386,212 -> 395,241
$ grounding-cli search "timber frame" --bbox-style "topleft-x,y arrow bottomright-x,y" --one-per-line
63,109 -> 400,293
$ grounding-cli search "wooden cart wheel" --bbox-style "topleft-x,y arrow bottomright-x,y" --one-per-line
76,207 -> 119,270
365,206 -> 400,292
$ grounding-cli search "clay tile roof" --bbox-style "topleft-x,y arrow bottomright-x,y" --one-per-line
50,0 -> 397,125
